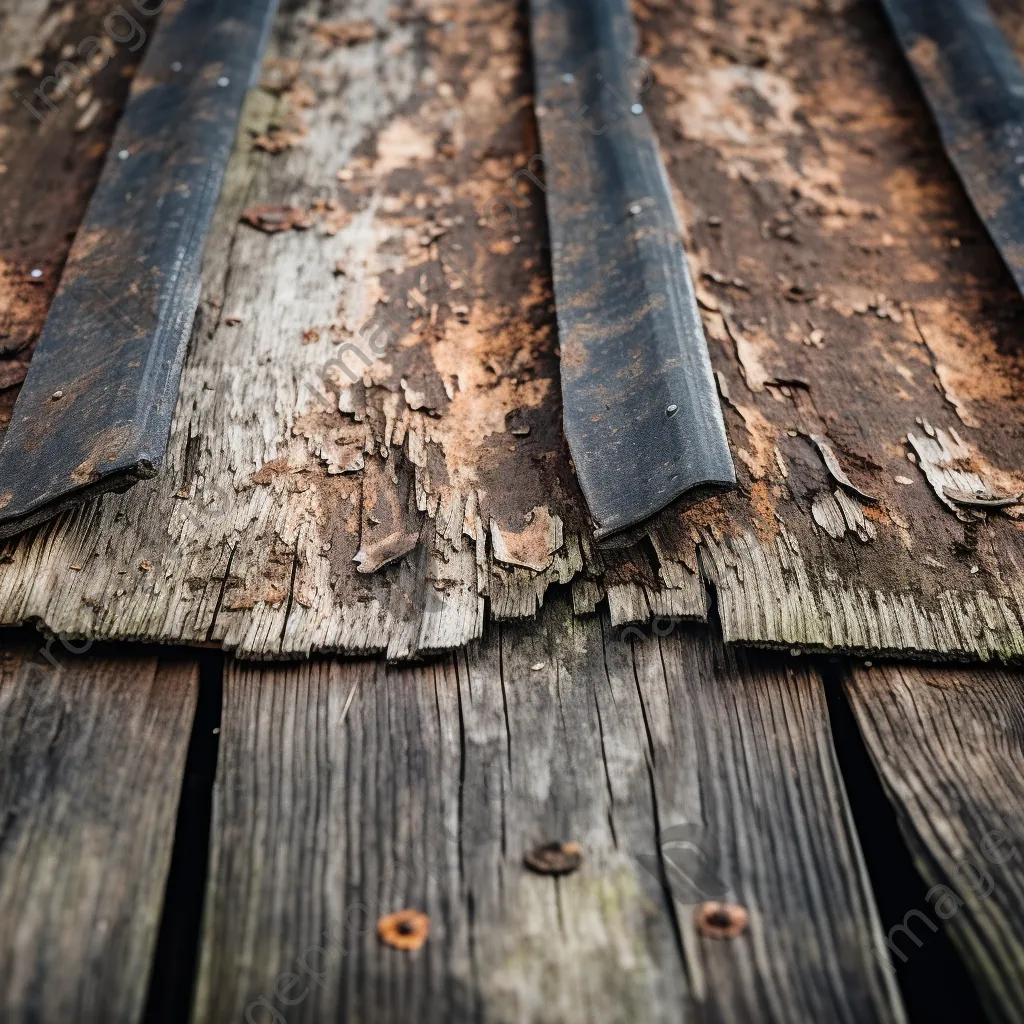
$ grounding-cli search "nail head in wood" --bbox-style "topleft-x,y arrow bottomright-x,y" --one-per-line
524,841 -> 583,876
695,901 -> 749,939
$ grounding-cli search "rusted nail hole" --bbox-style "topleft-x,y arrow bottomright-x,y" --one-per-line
377,909 -> 429,951
695,901 -> 749,939
524,841 -> 583,876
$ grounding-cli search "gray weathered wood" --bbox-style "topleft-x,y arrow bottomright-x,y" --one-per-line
845,661 -> 1024,1024
0,0 -> 611,658
4,0 -> 1023,663
192,600 -> 904,1023
0,640 -> 198,1023
0,0 -> 64,83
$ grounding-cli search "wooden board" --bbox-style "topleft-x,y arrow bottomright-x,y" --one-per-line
0,0 -> 598,659
192,599 -> 904,1024
2,0 -> 1024,661
845,661 -> 1024,1024
0,639 -> 198,1023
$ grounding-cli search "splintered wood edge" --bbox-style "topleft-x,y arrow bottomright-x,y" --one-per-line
4,0 -> 1024,663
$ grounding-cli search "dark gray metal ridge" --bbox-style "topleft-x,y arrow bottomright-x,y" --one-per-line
0,0 -> 280,540
880,0 -> 1024,295
527,0 -> 736,542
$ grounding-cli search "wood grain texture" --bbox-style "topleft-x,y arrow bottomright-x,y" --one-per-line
3,0 -> 1024,661
0,641 -> 198,1024
0,0 -> 632,658
192,600 -> 904,1024
648,0 -> 1024,664
845,661 -> 1024,1024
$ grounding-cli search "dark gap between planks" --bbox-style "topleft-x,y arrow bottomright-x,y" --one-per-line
142,649 -> 224,1024
822,660 -> 986,1023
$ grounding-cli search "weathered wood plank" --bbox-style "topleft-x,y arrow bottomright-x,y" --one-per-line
0,0 -> 617,658
0,640 -> 198,1023
626,627 -> 906,1022
0,0 -> 281,538
192,600 -> 904,1023
4,0 -> 1024,661
844,661 -> 1024,1024
647,0 -> 1024,663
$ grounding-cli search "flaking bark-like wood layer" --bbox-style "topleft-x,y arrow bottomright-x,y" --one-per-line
2,0 -> 1024,661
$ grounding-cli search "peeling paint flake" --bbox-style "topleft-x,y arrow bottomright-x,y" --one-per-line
490,507 -> 564,572
808,434 -> 879,503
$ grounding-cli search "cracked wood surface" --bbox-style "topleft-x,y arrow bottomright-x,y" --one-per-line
845,661 -> 1024,1024
0,639 -> 197,1024
2,0 -> 1024,659
192,598 -> 905,1024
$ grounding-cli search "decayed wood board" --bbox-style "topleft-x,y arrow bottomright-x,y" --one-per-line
192,599 -> 904,1024
0,0 -> 648,659
845,662 -> 1024,1024
2,0 -> 1024,660
0,640 -> 198,1023
653,0 -> 1024,663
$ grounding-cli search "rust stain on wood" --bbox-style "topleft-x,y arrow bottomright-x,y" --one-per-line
5,0 -> 1024,662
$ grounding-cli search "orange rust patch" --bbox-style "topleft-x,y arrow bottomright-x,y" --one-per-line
240,205 -> 316,233
695,901 -> 749,940
911,299 -> 1023,427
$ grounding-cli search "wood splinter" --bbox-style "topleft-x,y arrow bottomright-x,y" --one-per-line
808,434 -> 879,504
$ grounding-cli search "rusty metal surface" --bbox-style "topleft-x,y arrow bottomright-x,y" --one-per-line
527,0 -> 735,542
881,0 -> 1024,293
0,0 -> 279,539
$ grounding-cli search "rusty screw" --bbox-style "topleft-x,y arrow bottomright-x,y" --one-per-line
695,901 -> 749,939
377,909 -> 429,951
